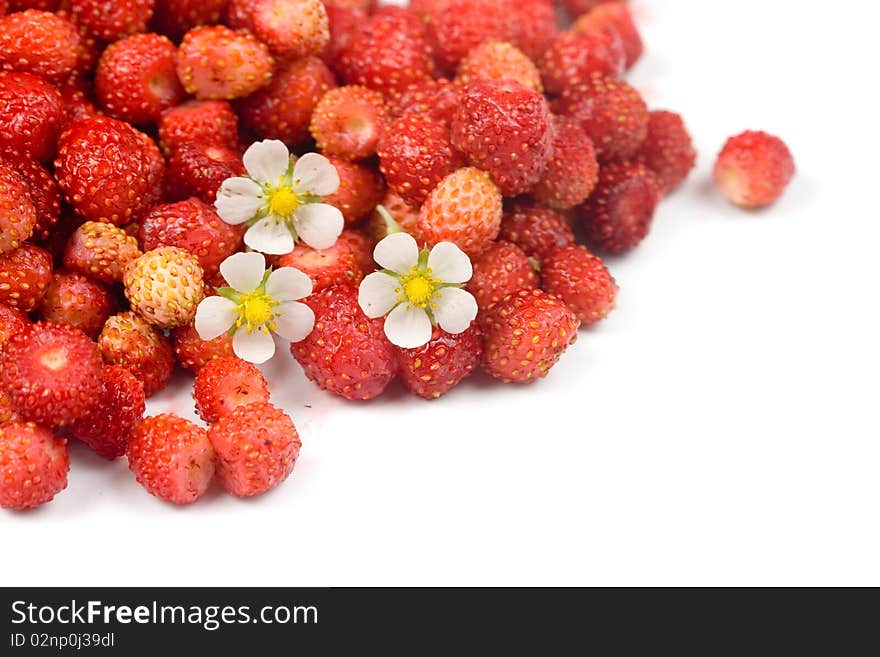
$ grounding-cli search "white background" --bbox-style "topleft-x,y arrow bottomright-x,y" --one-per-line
3,0 -> 879,586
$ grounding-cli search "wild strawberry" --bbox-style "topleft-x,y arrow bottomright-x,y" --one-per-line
540,29 -> 625,96
171,322 -> 234,373
451,79 -> 553,197
165,143 -> 246,205
365,191 -> 420,244
508,0 -> 558,61
498,200 -> 575,263
193,356 -> 270,424
0,71 -> 64,163
70,0 -> 154,42
581,161 -> 661,254
378,114 -> 463,207
63,221 -> 142,284
468,241 -> 539,312
176,25 -> 274,101
38,271 -> 116,338
417,167 -> 502,258
63,11 -> 102,75
636,110 -> 697,195
0,244 -> 53,312
336,4 -> 435,96
237,56 -> 336,147
127,414 -> 216,505
456,41 -> 543,93
8,0 -> 62,10
426,0 -> 512,71
0,162 -> 36,254
322,157 -> 386,226
55,116 -> 165,225
124,246 -> 205,329
0,390 -> 19,424
556,72 -> 649,162
139,199 -> 243,278
337,228 -> 375,275
531,116 -> 599,210
277,240 -> 362,294
0,302 -> 29,348
208,402 -> 300,497
322,3 -> 366,66
562,0 -> 614,17
291,285 -> 397,401
68,365 -> 145,460
310,86 -> 387,162
0,10 -> 79,83
480,288 -> 580,383
395,324 -> 483,399
4,156 -> 60,242
573,1 -> 643,70
95,33 -> 184,126
0,322 -> 103,427
159,100 -> 240,156
387,78 -> 460,126
542,244 -> 617,325
98,311 -> 175,397
322,0 -> 374,8
0,422 -> 68,511
714,130 -> 795,209
56,74 -> 100,130
151,0 -> 228,41
242,0 -> 329,59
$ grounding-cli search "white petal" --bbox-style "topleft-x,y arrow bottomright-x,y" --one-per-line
428,242 -> 473,284
215,177 -> 265,225
273,301 -> 315,343
293,203 -> 344,251
195,296 -> 238,340
243,139 -> 290,185
220,251 -> 266,293
433,287 -> 478,335
266,267 -> 312,302
244,216 -> 296,256
232,328 -> 276,364
374,232 -> 419,275
358,272 -> 401,319
292,153 -> 340,197
384,303 -> 432,349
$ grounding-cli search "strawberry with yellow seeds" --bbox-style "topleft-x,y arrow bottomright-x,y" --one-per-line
0,422 -> 69,511
63,221 -> 142,284
124,246 -> 206,329
98,312 -> 175,397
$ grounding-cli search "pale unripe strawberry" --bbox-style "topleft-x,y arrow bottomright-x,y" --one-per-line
123,246 -> 205,329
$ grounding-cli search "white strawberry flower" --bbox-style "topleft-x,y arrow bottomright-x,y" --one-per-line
215,139 -> 344,256
358,233 -> 478,349
195,252 -> 315,364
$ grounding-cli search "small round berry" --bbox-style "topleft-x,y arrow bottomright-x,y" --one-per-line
124,246 -> 206,329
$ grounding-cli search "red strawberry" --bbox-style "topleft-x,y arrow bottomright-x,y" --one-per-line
0,161 -> 36,254
451,79 -> 553,197
378,113 -> 463,207
310,85 -> 387,162
573,1 -> 643,70
139,198 -> 243,278
714,130 -> 795,209
241,0 -> 329,59
208,402 -> 300,497
0,10 -> 79,83
70,0 -> 154,42
365,191 -> 420,244
417,167 -> 503,259
322,3 -> 366,66
480,288 -> 580,383
322,157 -> 386,226
556,72 -> 649,162
159,100 -> 240,156
456,40 -> 542,93
151,0 -> 228,41
637,110 -> 697,195
581,161 -> 661,254
4,156 -> 60,242
562,0 -> 615,17
237,56 -> 336,147
63,221 -> 142,284
539,29 -> 625,96
337,228 -> 375,275
0,390 -> 20,424
0,244 -> 53,312
508,0 -> 558,61
542,244 -> 617,325
68,365 -> 145,460
127,414 -> 216,504
0,71 -> 64,163
63,11 -> 103,75
498,199 -> 575,263
291,285 -> 397,401
38,271 -> 117,338
171,322 -> 234,373
277,241 -> 362,294
0,302 -> 29,348
468,241 -> 539,311
95,33 -> 184,126
337,6 -> 435,96
8,1 -> 62,10
55,116 -> 165,226
426,0 -> 512,71
395,324 -> 483,399
56,73 -> 100,130
176,25 -> 274,101
165,143 -> 246,205
387,78 -> 460,126
322,0 -> 374,8
532,116 -> 599,210
98,311 -> 175,397
0,422 -> 69,511
193,356 -> 271,424
0,322 -> 103,427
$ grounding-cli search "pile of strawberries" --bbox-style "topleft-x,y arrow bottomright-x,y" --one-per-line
0,0 -> 795,511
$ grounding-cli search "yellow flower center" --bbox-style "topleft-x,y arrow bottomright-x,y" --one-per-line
236,290 -> 278,334
399,268 -> 440,308
268,186 -> 300,217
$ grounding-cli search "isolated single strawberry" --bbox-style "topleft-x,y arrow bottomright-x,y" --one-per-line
0,422 -> 69,511
0,162 -> 36,254
38,271 -> 117,338
98,311 -> 175,397
542,244 -> 618,325
456,40 -> 543,92
0,10 -> 79,83
0,244 -> 53,312
63,221 -> 142,284
310,85 -> 388,162
714,130 -> 795,208
193,356 -> 271,424
531,116 -> 600,210
468,241 -> 539,312
171,322 -> 234,373
395,324 -> 483,399
637,110 -> 697,195
158,99 -> 240,155
0,71 -> 64,163
123,246 -> 205,329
